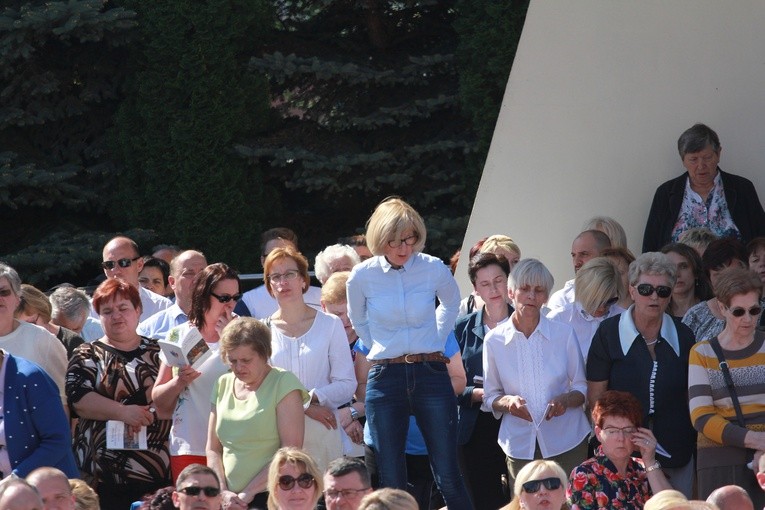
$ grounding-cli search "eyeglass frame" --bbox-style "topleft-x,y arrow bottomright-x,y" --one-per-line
323,487 -> 371,500
521,477 -> 562,493
386,234 -> 419,248
635,283 -> 672,298
726,305 -> 763,318
267,270 -> 301,284
101,257 -> 141,271
278,473 -> 315,491
210,292 -> 242,304
600,425 -> 637,438
176,486 -> 221,497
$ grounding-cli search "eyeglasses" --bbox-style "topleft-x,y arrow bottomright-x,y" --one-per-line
601,426 -> 637,438
210,292 -> 242,303
101,257 -> 141,270
727,305 -> 763,318
278,473 -> 315,491
387,235 -> 418,248
636,284 -> 672,298
600,296 -> 619,308
0,289 -> 13,297
324,488 -> 370,500
177,486 -> 221,497
521,477 -> 562,493
267,270 -> 300,284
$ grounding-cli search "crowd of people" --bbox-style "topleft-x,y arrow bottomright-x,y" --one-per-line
1,122 -> 765,510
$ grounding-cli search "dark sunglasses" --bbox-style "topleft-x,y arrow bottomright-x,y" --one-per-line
278,473 -> 315,491
177,486 -> 220,497
101,257 -> 141,270
601,296 -> 619,308
522,477 -> 562,493
210,292 -> 242,303
636,284 -> 672,298
728,306 -> 763,317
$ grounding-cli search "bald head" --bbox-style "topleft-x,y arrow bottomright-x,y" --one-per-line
102,236 -> 143,286
169,250 -> 208,312
706,485 -> 753,510
571,229 -> 612,273
0,479 -> 43,510
27,467 -> 76,510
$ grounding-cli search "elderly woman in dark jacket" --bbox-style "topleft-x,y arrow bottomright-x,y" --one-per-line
451,252 -> 513,509
642,123 -> 765,252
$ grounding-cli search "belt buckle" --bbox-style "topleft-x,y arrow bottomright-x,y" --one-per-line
404,354 -> 416,364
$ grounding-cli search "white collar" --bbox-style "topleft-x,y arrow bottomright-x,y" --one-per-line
618,305 -> 680,356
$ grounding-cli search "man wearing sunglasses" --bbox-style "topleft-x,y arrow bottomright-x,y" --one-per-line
98,236 -> 172,322
172,464 -> 222,510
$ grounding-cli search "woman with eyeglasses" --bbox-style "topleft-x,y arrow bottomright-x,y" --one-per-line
66,278 -> 171,509
499,459 -> 568,510
547,257 -> 625,362
152,263 -> 241,481
660,243 -> 713,319
265,246 -> 356,473
688,267 -> 765,504
568,391 -> 672,509
208,319 -> 308,510
346,197 -> 472,509
586,252 -> 697,498
267,447 -> 323,510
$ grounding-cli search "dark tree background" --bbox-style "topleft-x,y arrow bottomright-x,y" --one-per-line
0,0 -> 527,288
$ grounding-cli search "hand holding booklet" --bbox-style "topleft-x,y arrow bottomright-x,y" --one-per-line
106,420 -> 147,450
158,326 -> 211,368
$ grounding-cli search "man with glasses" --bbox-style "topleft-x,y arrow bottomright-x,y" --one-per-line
98,236 -> 172,322
323,458 -> 372,510
26,468 -> 75,510
172,464 -> 222,510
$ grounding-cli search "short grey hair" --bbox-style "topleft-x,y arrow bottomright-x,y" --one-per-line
314,244 -> 361,284
677,123 -> 721,159
628,252 -> 677,287
507,259 -> 554,295
49,287 -> 91,323
0,263 -> 22,295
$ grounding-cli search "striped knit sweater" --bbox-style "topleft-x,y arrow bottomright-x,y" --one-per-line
688,331 -> 765,469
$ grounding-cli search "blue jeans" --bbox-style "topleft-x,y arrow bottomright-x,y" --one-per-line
366,361 -> 474,510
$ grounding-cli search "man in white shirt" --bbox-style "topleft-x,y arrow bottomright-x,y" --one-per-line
547,229 -> 611,312
138,250 -> 207,340
235,228 -> 321,318
97,236 -> 172,322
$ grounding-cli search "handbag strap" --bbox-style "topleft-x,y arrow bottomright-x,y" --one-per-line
708,337 -> 747,427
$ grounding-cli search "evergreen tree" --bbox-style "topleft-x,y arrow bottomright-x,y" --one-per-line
0,0 -> 138,286
236,0 -> 475,258
112,0 -> 273,272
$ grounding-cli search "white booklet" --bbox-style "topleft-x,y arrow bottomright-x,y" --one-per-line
158,327 -> 211,368
106,420 -> 147,450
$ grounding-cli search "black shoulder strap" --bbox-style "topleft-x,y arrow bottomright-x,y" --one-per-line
708,337 -> 746,427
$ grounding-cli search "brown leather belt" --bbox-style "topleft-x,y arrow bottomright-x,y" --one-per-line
372,352 -> 450,365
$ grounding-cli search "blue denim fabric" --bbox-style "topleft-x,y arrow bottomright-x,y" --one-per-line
366,361 -> 474,510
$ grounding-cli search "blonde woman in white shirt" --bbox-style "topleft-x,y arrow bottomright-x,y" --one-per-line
483,258 -> 589,495
265,246 -> 356,473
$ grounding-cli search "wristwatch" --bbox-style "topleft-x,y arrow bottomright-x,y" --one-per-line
350,407 -> 360,421
645,461 -> 661,473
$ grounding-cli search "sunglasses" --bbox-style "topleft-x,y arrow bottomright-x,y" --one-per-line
522,477 -> 562,493
210,292 -> 242,303
601,296 -> 619,308
177,486 -> 221,497
278,473 -> 315,491
101,257 -> 141,270
728,306 -> 763,318
636,284 -> 672,298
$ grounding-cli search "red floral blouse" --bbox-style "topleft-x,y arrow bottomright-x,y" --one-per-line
567,446 -> 651,509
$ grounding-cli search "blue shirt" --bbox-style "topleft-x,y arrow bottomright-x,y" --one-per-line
346,252 -> 460,360
137,303 -> 188,341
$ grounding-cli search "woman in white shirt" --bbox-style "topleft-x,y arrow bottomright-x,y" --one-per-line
265,246 -> 356,473
346,197 -> 472,510
483,258 -> 589,495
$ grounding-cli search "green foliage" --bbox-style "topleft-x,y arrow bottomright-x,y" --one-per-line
112,0 -> 273,271
454,0 -> 529,192
0,0 -> 137,288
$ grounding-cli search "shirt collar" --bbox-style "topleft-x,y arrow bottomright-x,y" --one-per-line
380,254 -> 416,273
618,305 -> 680,356
501,314 -> 552,345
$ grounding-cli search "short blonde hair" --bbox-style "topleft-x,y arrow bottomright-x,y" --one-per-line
267,447 -> 323,510
365,197 -> 426,255
582,216 -> 628,249
643,489 -> 690,510
69,479 -> 100,510
506,460 -> 568,510
17,284 -> 52,322
480,235 -> 521,258
358,488 -> 419,510
321,271 -> 350,305
575,257 -> 623,315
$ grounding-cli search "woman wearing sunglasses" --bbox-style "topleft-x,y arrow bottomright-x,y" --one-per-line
499,459 -> 568,510
568,391 -> 672,509
152,263 -> 241,480
587,252 -> 696,498
267,447 -> 323,510
688,266 -> 765,504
